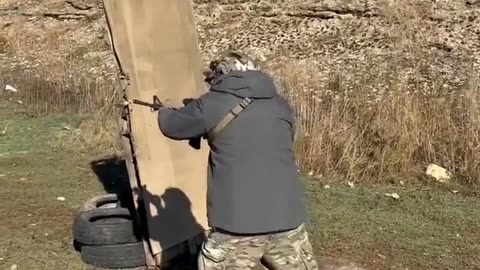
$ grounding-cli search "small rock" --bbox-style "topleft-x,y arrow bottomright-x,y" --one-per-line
426,164 -> 451,183
384,193 -> 400,200
452,190 -> 459,194
5,84 -> 18,93
377,253 -> 387,260
324,185 -> 330,189
308,171 -> 314,176
19,177 -> 27,181
10,264 -> 17,270
399,180 -> 405,186
57,197 -> 66,201
17,100 -> 23,105
347,181 -> 354,188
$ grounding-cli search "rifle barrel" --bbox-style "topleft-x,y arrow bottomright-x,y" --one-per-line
132,99 -> 154,107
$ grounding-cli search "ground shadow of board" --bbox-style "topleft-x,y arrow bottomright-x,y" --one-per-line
90,156 -> 205,269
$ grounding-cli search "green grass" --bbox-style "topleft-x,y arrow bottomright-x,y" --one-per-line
306,181 -> 480,269
0,104 -> 109,269
1,103 -> 480,269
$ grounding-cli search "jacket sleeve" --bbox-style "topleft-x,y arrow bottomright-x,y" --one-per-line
157,98 -> 207,140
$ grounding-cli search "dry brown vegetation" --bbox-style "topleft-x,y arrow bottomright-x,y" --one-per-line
279,60 -> 480,186
1,18 -> 116,115
1,0 -> 479,186
1,69 -> 117,115
3,56 -> 479,186
0,16 -> 120,152
0,66 -> 121,153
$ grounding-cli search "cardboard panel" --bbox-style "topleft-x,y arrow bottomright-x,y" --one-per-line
102,0 -> 209,256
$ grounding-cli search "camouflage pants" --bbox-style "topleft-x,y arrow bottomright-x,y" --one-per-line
198,224 -> 318,270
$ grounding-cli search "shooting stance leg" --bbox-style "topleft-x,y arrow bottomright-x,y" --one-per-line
262,224 -> 318,270
198,229 -> 267,270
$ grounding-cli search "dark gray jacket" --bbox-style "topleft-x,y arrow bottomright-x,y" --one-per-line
158,70 -> 304,234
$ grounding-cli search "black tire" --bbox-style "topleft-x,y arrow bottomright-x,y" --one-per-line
82,193 -> 120,211
81,242 -> 146,269
73,208 -> 139,246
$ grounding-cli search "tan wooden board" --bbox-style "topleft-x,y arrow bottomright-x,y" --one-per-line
102,0 -> 209,258
117,114 -> 156,267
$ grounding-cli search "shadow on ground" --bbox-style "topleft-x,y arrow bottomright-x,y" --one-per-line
90,156 -> 133,208
89,156 -> 204,270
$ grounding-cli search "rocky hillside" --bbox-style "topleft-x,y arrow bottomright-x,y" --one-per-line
1,0 -> 479,100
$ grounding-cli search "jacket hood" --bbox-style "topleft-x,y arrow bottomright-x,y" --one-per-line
209,70 -> 277,99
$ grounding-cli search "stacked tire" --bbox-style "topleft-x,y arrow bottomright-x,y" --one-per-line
73,194 -> 146,269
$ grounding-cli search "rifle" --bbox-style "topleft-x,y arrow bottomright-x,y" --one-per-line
131,95 -> 163,111
130,95 -> 203,150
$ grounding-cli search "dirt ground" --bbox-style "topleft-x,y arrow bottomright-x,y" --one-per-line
1,102 -> 480,270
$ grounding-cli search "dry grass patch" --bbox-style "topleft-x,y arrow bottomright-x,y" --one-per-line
55,116 -> 120,153
2,69 -> 118,114
277,59 -> 480,185
1,13 -> 115,115
1,67 -> 120,151
378,0 -> 430,49
0,19 -> 119,151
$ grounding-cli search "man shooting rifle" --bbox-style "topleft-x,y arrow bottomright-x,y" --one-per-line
137,52 -> 319,269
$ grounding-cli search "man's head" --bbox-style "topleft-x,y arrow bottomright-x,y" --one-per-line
204,52 -> 259,85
